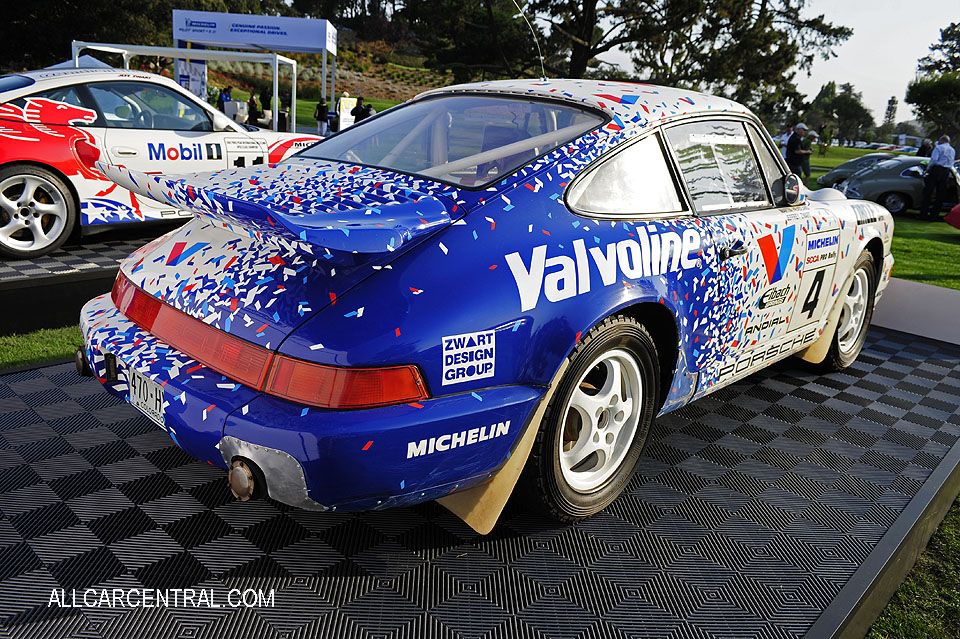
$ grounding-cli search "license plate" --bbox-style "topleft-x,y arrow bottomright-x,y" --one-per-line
128,367 -> 165,427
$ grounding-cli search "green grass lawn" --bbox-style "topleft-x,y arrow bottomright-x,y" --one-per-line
0,325 -> 81,371
869,495 -> 960,639
888,215 -> 960,290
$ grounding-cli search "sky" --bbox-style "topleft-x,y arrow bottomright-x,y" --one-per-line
596,0 -> 956,123
793,0 -> 956,123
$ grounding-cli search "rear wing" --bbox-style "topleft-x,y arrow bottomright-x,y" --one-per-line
98,162 -> 454,256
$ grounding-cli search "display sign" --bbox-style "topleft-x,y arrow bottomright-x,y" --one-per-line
172,10 -> 337,56
174,41 -> 207,101
337,96 -> 357,129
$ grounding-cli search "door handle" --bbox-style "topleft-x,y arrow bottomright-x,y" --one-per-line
111,146 -> 139,157
719,244 -> 748,261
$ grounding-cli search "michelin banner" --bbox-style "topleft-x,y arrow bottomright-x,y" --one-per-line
172,10 -> 337,56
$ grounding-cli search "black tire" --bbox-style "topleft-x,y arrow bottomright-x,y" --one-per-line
518,315 -> 659,522
879,192 -> 909,215
820,251 -> 877,372
0,164 -> 77,259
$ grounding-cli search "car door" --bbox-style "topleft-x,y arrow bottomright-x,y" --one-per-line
1,83 -> 111,219
84,80 -> 229,219
663,118 -> 839,389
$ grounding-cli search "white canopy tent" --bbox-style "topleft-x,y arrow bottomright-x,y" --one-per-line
171,10 -> 338,123
71,41 -> 297,132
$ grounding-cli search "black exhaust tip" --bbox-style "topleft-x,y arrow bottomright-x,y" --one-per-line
75,346 -> 92,377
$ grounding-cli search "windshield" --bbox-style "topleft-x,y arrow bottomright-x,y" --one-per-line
300,94 -> 606,188
874,159 -> 905,170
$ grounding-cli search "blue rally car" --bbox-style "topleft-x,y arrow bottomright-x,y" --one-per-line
78,79 -> 894,533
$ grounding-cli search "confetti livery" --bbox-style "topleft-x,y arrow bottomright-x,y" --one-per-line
79,79 -> 894,530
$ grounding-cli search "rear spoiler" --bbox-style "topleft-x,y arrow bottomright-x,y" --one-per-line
97,163 -> 453,255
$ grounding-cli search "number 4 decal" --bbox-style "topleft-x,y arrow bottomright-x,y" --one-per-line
802,270 -> 825,319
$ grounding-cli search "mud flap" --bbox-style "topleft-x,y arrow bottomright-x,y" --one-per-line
798,269 -> 855,364
437,360 -> 569,535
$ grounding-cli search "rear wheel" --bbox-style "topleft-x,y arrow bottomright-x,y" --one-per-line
880,192 -> 908,215
820,251 -> 876,372
0,165 -> 76,259
519,316 -> 659,521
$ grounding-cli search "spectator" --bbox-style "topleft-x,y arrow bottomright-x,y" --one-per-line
919,135 -> 956,220
259,89 -> 271,115
917,139 -> 933,157
314,99 -> 329,136
800,132 -> 814,179
247,94 -> 261,125
216,86 -> 232,113
351,97 -> 368,123
778,125 -> 793,159
786,123 -> 813,177
364,102 -> 376,119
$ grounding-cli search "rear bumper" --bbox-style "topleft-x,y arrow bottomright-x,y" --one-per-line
875,252 -> 895,304
80,293 -> 545,511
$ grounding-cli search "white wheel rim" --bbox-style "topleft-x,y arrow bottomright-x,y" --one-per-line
0,174 -> 68,253
837,268 -> 869,353
559,348 -> 643,493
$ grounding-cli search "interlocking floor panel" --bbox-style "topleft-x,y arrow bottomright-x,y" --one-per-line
1,328 -> 959,639
0,240 -> 145,282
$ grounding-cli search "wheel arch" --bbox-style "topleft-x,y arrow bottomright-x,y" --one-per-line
864,236 -> 885,283
614,301 -> 679,410
877,190 -> 911,212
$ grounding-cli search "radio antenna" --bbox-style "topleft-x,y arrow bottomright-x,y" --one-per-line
511,0 -> 546,81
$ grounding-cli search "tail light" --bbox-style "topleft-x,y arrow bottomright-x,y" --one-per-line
266,355 -> 427,409
111,273 -> 429,409
112,275 -> 274,389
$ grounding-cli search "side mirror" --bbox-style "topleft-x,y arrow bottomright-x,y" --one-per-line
212,113 -> 233,132
784,173 -> 804,206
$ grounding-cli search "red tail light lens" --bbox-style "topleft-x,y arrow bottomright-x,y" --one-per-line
266,355 -> 428,409
112,274 -> 274,389
111,272 -> 430,409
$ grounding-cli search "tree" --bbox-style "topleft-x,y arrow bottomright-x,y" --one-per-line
528,0 -> 850,125
906,72 -> 960,138
919,22 -> 960,74
801,81 -> 836,133
2,0 -> 291,70
832,83 -> 874,141
894,121 -> 921,137
882,96 -> 897,127
403,0 -> 546,81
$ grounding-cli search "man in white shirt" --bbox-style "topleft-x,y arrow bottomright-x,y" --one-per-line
919,135 -> 957,220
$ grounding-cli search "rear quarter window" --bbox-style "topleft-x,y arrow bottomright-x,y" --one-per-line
0,75 -> 35,94
567,134 -> 684,217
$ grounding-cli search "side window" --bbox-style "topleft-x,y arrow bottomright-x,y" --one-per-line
86,81 -> 212,131
567,134 -> 684,216
666,120 -> 769,213
746,124 -> 785,204
4,86 -> 96,126
901,166 -> 923,179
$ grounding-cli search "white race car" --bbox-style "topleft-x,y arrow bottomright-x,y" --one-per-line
0,68 -> 320,258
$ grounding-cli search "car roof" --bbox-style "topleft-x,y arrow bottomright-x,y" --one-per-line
416,78 -> 753,132
5,68 -> 180,91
